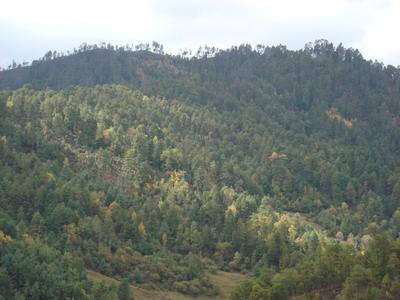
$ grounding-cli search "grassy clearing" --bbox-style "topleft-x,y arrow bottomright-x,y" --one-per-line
208,271 -> 250,299
86,269 -> 248,300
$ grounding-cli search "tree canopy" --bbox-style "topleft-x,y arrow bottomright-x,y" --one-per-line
0,40 -> 399,299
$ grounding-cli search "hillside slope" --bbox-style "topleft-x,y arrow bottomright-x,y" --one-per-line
1,41 -> 400,299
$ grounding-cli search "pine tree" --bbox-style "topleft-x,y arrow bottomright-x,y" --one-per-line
118,278 -> 134,300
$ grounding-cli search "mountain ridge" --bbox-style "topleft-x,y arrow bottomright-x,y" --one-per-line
1,40 -> 400,299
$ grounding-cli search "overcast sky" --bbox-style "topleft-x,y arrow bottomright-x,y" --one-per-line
1,0 -> 399,68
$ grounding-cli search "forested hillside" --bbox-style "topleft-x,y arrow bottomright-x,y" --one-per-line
0,40 -> 400,299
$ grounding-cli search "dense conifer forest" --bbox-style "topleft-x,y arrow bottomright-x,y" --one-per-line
0,40 -> 399,299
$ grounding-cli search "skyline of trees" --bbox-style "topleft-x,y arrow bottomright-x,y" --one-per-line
0,40 -> 399,299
